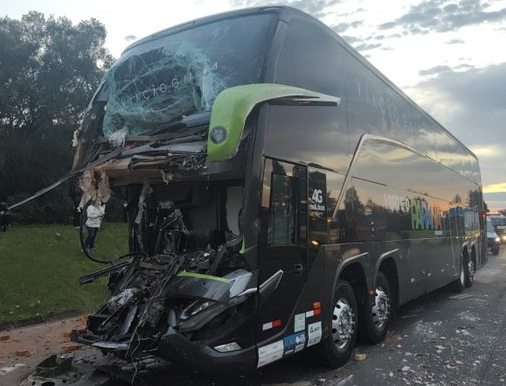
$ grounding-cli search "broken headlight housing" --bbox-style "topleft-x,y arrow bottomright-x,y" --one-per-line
181,299 -> 216,320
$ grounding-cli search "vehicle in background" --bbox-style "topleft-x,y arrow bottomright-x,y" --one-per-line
486,218 -> 501,255
488,214 -> 506,243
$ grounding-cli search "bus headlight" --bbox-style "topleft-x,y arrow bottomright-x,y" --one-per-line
181,300 -> 214,320
210,126 -> 227,144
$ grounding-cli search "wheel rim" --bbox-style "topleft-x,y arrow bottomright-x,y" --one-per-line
372,286 -> 390,330
331,297 -> 355,350
468,259 -> 475,281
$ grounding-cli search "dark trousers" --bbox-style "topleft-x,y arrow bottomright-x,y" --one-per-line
73,206 -> 81,227
85,226 -> 99,249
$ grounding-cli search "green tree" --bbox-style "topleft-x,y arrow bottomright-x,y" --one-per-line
0,12 -> 114,222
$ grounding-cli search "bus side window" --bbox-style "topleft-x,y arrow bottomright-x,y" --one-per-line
269,173 -> 295,246
261,158 -> 307,247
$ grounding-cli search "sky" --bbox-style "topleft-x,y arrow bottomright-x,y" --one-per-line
3,0 -> 506,211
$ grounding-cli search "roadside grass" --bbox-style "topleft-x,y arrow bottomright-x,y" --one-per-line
0,222 -> 128,328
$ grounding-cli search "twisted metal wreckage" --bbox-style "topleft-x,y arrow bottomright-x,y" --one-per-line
70,109 -> 259,365
19,65 -> 315,386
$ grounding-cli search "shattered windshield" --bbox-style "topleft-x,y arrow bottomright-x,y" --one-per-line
101,14 -> 275,137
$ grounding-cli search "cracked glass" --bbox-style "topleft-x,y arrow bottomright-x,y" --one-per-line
101,14 -> 275,137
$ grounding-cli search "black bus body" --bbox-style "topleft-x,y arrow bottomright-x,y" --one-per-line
71,6 -> 486,373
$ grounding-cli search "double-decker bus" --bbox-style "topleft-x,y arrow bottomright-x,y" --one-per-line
71,5 -> 486,373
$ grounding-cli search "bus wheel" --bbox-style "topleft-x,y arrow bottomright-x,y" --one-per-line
321,280 -> 357,368
452,256 -> 466,293
361,272 -> 392,344
464,254 -> 474,288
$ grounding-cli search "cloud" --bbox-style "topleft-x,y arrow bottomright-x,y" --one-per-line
410,62 -> 506,193
484,185 -> 506,194
483,192 -> 506,211
353,42 -> 382,51
419,65 -> 452,76
341,35 -> 361,44
332,20 -> 363,33
413,62 -> 506,138
227,0 -> 340,19
378,0 -> 506,34
471,145 -> 503,158
446,38 -> 465,44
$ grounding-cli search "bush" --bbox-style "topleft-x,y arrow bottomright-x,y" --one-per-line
8,183 -> 74,224
7,181 -> 127,225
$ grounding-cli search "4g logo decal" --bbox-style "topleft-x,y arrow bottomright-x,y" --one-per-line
309,188 -> 325,212
312,189 -> 323,204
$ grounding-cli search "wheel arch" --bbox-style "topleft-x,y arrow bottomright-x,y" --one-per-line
331,253 -> 369,311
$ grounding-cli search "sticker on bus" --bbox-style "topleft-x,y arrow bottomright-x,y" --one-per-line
307,321 -> 322,347
257,340 -> 284,368
283,332 -> 306,355
294,313 -> 305,332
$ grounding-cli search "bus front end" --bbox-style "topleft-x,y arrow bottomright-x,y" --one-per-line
69,11 -> 279,373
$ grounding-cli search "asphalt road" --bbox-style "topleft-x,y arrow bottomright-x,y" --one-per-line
3,246 -> 506,386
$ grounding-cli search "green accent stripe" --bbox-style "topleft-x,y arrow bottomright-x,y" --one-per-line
177,271 -> 231,283
207,83 -> 324,162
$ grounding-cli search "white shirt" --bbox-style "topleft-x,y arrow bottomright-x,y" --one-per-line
86,204 -> 105,228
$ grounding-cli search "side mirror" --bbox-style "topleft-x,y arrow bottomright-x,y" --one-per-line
237,269 -> 284,303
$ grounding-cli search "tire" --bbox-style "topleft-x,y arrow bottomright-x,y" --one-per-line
492,247 -> 500,256
464,253 -> 474,288
321,280 -> 358,368
452,256 -> 466,293
361,272 -> 393,344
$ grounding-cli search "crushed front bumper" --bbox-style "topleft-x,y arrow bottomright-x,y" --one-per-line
155,327 -> 256,374
71,327 -> 257,374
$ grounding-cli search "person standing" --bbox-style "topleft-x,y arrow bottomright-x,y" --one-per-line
0,201 -> 10,232
85,200 -> 105,252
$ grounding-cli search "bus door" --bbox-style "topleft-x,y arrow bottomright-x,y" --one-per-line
257,157 -> 308,343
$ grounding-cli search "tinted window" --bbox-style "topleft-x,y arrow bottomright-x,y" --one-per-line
264,105 -> 349,172
261,158 -> 307,247
353,139 -> 459,202
275,19 -> 345,96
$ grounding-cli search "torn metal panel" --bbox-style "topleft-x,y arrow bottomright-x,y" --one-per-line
166,273 -> 231,304
77,168 -> 112,208
71,173 -> 256,368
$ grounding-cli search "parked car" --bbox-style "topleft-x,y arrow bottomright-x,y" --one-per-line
487,218 -> 501,255
488,214 -> 506,244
